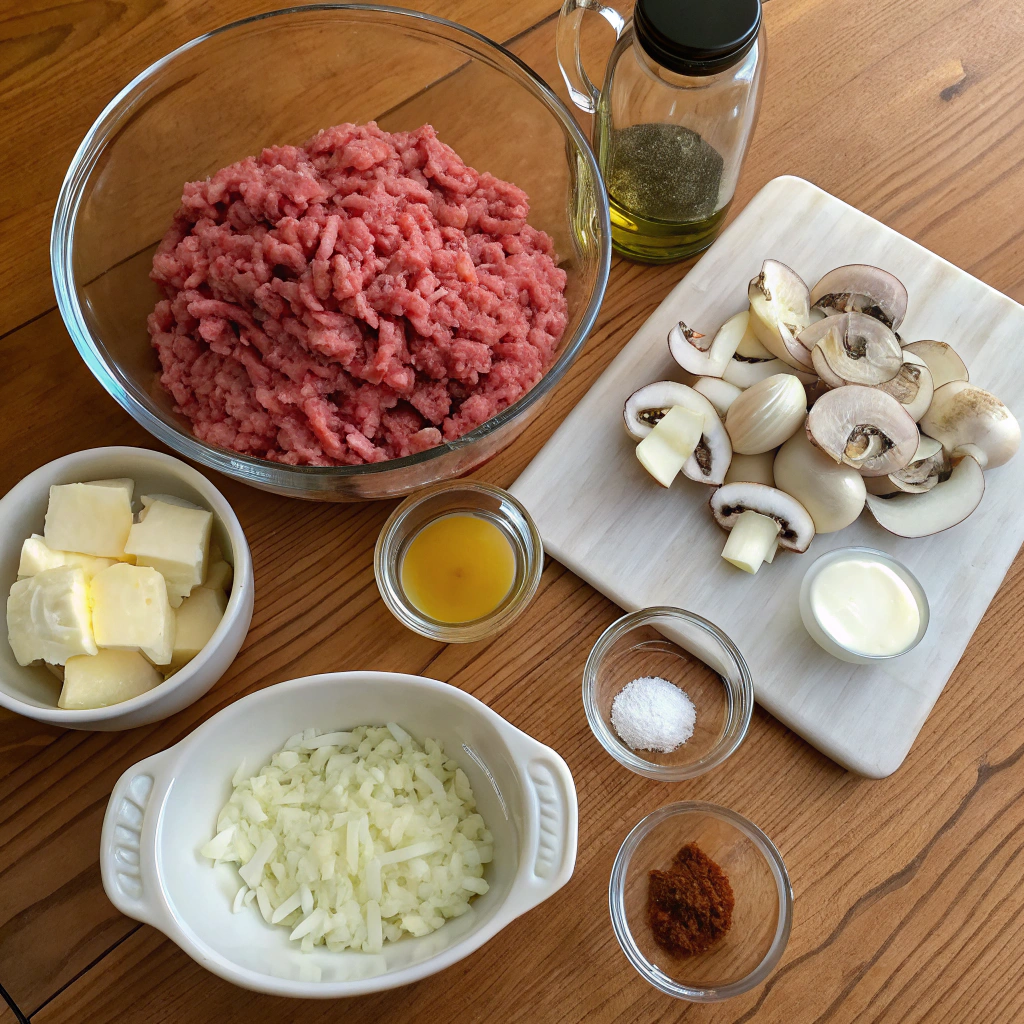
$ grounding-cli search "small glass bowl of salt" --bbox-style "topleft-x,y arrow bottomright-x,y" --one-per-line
583,607 -> 753,781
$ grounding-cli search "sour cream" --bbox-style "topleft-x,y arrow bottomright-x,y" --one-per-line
800,549 -> 927,663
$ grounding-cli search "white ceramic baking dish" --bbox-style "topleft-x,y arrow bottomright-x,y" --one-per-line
101,671 -> 578,996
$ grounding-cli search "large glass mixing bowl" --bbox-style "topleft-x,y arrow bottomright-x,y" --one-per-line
52,4 -> 610,501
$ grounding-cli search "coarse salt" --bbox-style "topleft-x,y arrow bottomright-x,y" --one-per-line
611,676 -> 696,753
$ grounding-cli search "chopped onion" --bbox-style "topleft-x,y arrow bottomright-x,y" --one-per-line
201,724 -> 492,953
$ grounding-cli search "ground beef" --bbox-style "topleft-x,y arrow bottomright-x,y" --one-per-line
147,122 -> 568,466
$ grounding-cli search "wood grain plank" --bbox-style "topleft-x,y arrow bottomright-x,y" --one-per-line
0,996 -> 23,1024
3,0 -> 1024,1019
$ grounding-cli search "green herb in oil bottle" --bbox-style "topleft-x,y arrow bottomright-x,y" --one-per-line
599,122 -> 730,264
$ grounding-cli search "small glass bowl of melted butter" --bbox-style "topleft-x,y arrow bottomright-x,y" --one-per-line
374,481 -> 543,642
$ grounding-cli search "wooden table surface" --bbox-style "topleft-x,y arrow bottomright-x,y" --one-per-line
3,0 -> 1024,1021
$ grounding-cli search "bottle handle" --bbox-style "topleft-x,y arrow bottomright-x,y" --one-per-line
556,0 -> 626,115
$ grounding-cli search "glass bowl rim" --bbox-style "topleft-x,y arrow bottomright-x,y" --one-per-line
373,479 -> 544,641
799,545 -> 930,661
50,2 -> 612,485
582,606 -> 754,781
608,800 -> 793,1002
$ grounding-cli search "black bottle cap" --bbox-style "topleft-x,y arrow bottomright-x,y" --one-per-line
634,0 -> 762,77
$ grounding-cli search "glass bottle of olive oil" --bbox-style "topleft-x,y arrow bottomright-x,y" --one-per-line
596,119 -> 731,264
558,0 -> 766,264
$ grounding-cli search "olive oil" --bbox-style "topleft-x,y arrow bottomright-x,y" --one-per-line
400,514 -> 515,624
597,120 -> 729,263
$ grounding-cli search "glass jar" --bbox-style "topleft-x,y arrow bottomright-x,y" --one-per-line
558,0 -> 766,263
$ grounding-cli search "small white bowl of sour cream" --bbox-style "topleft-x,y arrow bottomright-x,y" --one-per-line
799,546 -> 929,664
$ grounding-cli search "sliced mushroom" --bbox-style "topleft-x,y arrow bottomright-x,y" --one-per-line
668,311 -> 746,377
724,451 -> 776,487
806,385 -> 920,476
635,404 -> 704,487
773,430 -> 866,533
800,312 -> 903,387
864,475 -> 902,496
747,260 -> 814,369
875,350 -> 933,422
810,265 -> 909,331
866,453 -> 985,537
623,382 -> 733,485
919,380 -> 1020,469
694,377 -> 743,417
887,435 -> 947,493
735,310 -> 775,360
684,410 -> 734,487
623,381 -> 692,441
723,356 -> 816,389
725,374 -> 808,455
902,340 -> 969,388
711,482 -> 816,573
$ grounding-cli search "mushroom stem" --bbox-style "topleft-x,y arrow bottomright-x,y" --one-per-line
635,405 -> 705,487
721,510 -> 782,574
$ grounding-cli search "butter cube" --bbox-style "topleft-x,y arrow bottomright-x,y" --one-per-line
204,558 -> 233,593
90,563 -> 175,665
6,566 -> 97,666
90,478 -> 135,500
44,481 -> 134,558
124,500 -> 212,607
170,586 -> 227,668
139,493 -> 204,519
59,649 -> 162,710
17,535 -> 116,580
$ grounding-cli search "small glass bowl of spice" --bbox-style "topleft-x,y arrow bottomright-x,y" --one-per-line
609,802 -> 792,1001
375,481 -> 543,642
583,607 -> 753,781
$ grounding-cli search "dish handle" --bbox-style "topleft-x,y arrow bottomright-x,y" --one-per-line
100,750 -> 172,931
506,732 -> 579,914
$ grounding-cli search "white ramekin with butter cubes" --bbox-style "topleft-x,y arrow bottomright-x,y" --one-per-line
0,447 -> 253,729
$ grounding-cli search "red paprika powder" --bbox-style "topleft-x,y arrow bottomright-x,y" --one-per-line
647,842 -> 734,957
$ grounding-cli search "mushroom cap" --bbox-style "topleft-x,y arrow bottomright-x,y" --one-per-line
725,373 -> 808,455
710,482 -> 816,552
747,260 -> 813,368
799,312 -> 903,387
875,350 -> 934,422
919,380 -> 1021,469
773,430 -> 867,533
902,340 -> 969,388
622,381 -> 733,486
668,312 -> 745,377
723,356 -> 816,389
623,381 -> 696,440
736,313 -> 775,359
806,385 -> 920,477
684,409 -> 734,487
887,435 -> 947,493
694,376 -> 743,417
810,264 -> 909,331
866,453 -> 985,537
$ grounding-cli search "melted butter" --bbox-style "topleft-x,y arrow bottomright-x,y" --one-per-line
401,514 -> 515,624
810,557 -> 921,657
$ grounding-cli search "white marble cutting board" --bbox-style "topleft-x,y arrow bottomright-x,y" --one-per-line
511,175 -> 1024,778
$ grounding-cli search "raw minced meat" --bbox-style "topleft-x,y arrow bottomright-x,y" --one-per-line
147,122 -> 568,466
